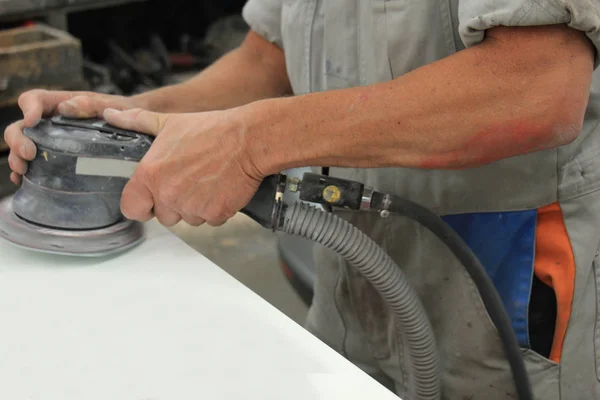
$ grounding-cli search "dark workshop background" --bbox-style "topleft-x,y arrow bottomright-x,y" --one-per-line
0,0 -> 308,325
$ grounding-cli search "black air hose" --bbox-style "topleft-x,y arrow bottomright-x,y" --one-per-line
369,192 -> 533,400
281,202 -> 440,400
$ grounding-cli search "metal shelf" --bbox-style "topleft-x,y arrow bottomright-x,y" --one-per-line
0,0 -> 147,28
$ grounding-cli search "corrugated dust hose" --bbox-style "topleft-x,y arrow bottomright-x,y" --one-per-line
281,202 -> 440,400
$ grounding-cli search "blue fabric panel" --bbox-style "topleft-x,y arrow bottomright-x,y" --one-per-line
441,210 -> 537,348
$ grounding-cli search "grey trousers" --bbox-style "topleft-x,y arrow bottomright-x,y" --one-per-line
302,198 -> 600,399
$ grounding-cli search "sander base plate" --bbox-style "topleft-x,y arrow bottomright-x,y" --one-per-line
0,196 -> 145,257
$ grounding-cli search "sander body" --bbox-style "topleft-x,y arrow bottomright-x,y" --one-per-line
14,116 -> 152,230
0,116 -> 284,256
0,117 -> 153,256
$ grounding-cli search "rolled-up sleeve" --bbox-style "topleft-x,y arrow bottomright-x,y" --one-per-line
242,0 -> 283,48
459,0 -> 600,67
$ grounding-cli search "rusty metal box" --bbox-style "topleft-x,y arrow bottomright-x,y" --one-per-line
0,24 -> 85,152
0,24 -> 84,107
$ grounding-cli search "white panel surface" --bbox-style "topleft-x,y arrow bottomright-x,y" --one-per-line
0,220 -> 399,400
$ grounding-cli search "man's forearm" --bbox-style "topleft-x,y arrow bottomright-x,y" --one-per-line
132,31 -> 292,113
245,25 -> 594,174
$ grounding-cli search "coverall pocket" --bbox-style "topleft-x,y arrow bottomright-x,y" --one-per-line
381,0 -> 456,78
520,349 -> 560,400
280,0 -> 316,95
466,274 -> 560,399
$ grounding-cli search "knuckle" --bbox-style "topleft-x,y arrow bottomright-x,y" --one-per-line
203,213 -> 219,225
207,220 -> 226,227
120,195 -> 141,220
136,161 -> 153,180
3,124 -> 14,145
139,163 -> 160,187
218,201 -> 236,220
10,172 -> 21,186
185,216 -> 204,227
127,108 -> 145,131
158,218 -> 173,227
3,120 -> 22,144
164,216 -> 180,227
18,89 -> 44,104
71,95 -> 92,109
203,205 -> 226,224
17,91 -> 31,105
154,207 -> 180,226
130,107 -> 144,117
7,153 -> 14,171
7,152 -> 25,174
111,95 -> 129,108
157,189 -> 177,208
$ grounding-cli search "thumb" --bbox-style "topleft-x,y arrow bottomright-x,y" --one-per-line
103,108 -> 167,136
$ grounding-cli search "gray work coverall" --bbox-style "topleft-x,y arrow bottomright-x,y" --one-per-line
242,0 -> 600,398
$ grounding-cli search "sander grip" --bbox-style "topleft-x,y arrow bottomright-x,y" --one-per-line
240,174 -> 285,230
21,117 -> 285,230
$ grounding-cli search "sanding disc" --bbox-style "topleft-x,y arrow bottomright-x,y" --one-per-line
0,196 -> 145,257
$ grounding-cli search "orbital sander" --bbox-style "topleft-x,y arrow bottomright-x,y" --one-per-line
0,116 -> 533,400
0,116 -> 284,256
0,117 -> 152,256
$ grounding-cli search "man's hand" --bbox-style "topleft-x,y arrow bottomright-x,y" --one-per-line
3,89 -> 136,185
102,107 -> 263,227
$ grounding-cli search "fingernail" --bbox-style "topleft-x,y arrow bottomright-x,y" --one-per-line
63,99 -> 77,108
58,101 -> 79,117
104,108 -> 120,117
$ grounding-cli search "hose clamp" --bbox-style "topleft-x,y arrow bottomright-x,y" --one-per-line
380,193 -> 392,218
361,187 -> 374,210
271,174 -> 289,231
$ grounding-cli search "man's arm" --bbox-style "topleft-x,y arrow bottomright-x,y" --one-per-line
245,24 -> 595,173
133,30 -> 292,113
98,22 -> 598,227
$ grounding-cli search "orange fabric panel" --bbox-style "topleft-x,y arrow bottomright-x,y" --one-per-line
534,202 -> 576,363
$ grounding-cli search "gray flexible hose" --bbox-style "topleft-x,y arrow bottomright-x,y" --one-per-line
280,202 -> 440,400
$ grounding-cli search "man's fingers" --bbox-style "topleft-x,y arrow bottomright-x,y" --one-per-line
120,178 -> 155,222
181,214 -> 205,227
57,95 -> 129,118
4,121 -> 37,160
206,219 -> 228,227
18,90 -> 81,126
103,108 -> 167,136
18,90 -> 46,126
8,151 -> 28,175
153,203 -> 182,227
10,172 -> 22,186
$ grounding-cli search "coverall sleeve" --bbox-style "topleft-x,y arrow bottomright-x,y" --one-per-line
458,0 -> 600,68
242,0 -> 283,48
